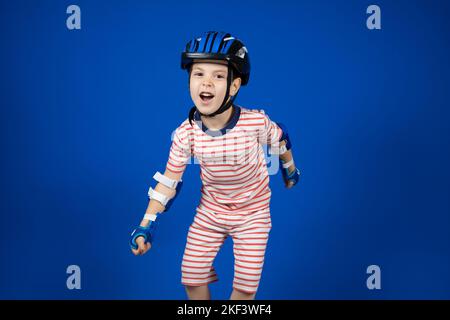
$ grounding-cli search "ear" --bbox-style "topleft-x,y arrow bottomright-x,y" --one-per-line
230,77 -> 242,96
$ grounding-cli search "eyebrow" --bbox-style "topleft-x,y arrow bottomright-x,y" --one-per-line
191,67 -> 227,73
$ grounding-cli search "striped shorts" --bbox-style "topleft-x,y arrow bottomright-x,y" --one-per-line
181,207 -> 272,294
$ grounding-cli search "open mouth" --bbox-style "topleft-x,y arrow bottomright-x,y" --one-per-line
199,92 -> 215,103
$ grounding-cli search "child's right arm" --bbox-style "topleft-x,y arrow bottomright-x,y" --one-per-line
139,169 -> 184,228
131,124 -> 191,255
131,169 -> 184,256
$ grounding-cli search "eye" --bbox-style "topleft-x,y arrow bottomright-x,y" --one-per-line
216,74 -> 226,79
193,72 -> 203,77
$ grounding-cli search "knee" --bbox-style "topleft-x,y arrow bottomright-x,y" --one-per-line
230,288 -> 256,300
185,284 -> 211,300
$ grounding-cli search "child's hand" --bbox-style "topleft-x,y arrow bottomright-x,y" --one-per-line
131,236 -> 152,256
130,220 -> 158,255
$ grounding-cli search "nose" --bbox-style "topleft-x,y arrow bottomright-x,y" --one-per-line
201,84 -> 213,92
201,75 -> 214,88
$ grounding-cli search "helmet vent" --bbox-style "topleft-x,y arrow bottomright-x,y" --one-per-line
236,47 -> 247,59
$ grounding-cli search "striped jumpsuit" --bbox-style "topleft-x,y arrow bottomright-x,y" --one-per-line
166,106 -> 282,294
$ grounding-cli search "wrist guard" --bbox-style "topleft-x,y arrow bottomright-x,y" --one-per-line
130,219 -> 158,250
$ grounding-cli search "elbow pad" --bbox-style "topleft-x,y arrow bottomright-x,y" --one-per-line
147,172 -> 183,212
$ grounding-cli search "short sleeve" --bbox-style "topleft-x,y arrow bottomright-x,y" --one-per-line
166,126 -> 191,174
257,112 -> 283,145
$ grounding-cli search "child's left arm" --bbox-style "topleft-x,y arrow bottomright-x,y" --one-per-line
258,112 -> 301,188
274,122 -> 301,188
276,141 -> 296,188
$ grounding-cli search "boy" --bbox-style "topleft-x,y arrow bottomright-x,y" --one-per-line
130,31 -> 300,300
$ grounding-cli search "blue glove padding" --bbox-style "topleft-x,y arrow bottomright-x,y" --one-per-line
281,162 -> 301,187
130,220 -> 158,250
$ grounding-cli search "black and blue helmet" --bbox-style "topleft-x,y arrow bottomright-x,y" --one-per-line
181,31 -> 250,85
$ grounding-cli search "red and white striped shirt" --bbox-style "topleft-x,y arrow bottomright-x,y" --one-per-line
166,106 -> 282,214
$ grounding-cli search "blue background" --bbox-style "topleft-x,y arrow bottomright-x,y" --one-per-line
1,0 -> 449,299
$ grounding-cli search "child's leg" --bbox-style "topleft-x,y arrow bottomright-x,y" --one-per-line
185,284 -> 211,300
230,288 -> 255,300
181,211 -> 228,298
229,208 -> 272,298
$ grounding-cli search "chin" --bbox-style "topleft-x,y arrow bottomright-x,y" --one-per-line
196,103 -> 220,115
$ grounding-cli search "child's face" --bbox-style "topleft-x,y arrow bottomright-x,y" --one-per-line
190,60 -> 241,116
